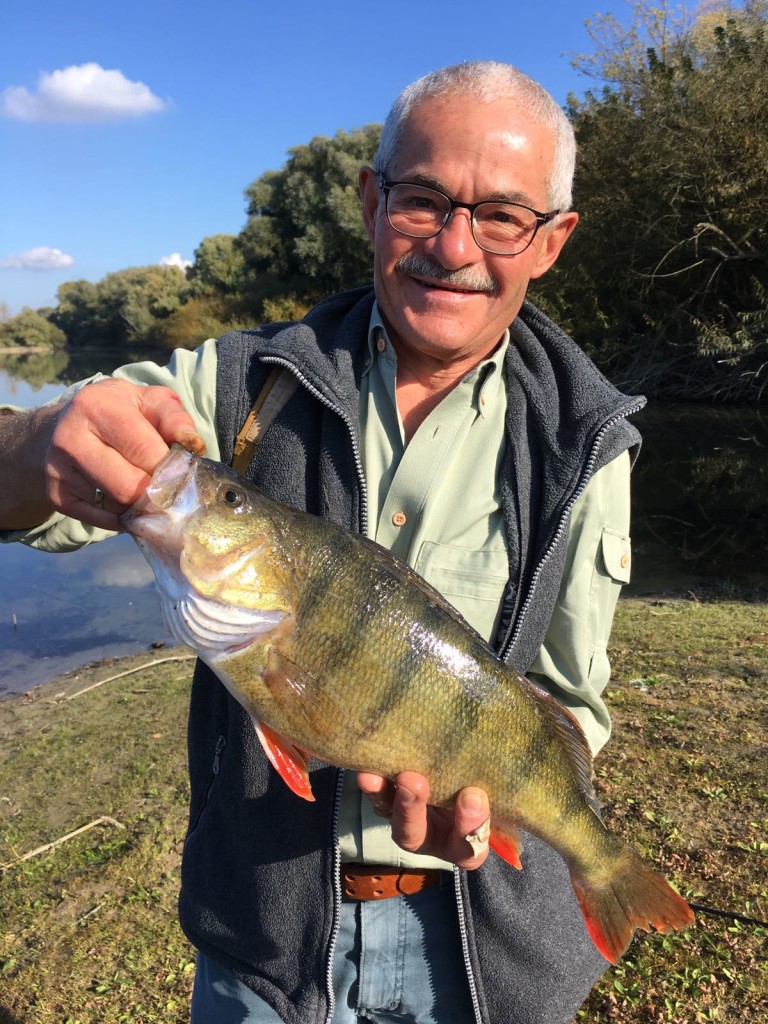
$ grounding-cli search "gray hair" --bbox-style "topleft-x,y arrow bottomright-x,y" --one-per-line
373,61 -> 576,211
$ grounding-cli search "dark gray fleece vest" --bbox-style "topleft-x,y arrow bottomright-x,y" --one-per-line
178,287 -> 644,1024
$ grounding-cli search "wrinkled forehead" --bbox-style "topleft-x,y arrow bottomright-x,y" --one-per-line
391,94 -> 555,201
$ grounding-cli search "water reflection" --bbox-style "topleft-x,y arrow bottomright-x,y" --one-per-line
629,404 -> 767,593
0,345 -> 173,395
1,534 -> 173,695
1,350 -> 176,695
1,352 -> 766,695
0,349 -> 71,392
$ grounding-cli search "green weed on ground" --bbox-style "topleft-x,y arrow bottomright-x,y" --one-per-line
581,598 -> 768,1023
0,598 -> 766,1023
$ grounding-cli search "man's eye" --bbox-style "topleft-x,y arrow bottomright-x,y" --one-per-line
403,193 -> 437,211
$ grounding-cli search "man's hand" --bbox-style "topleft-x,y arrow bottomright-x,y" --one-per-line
0,379 -> 204,532
357,771 -> 491,870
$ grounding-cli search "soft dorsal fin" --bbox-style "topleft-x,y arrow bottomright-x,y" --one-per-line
525,676 -> 596,804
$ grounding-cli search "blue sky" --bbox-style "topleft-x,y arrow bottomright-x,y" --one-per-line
0,0 -> 694,315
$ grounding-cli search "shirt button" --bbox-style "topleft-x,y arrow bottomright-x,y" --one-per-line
620,554 -> 630,569
392,511 -> 407,527
377,337 -> 387,353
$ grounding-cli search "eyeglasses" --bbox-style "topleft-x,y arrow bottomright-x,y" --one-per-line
377,172 -> 559,256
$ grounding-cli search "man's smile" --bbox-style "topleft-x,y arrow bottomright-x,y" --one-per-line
395,253 -> 500,297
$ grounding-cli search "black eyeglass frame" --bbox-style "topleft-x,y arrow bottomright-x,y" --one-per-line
377,171 -> 560,256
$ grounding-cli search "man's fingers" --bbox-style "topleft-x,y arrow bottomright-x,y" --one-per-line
73,382 -> 203,475
357,772 -> 395,818
134,387 -> 206,461
358,772 -> 492,869
455,788 -> 492,867
44,379 -> 205,527
388,774 -> 431,853
455,788 -> 491,845
356,772 -> 492,870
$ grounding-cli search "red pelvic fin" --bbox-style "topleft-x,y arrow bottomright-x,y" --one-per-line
252,718 -> 315,801
570,848 -> 695,964
489,826 -> 524,870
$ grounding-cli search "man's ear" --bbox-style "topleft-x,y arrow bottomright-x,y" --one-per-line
359,166 -> 381,245
529,211 -> 579,280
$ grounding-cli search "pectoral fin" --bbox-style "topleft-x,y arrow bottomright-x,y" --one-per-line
263,647 -> 338,740
252,717 -> 315,802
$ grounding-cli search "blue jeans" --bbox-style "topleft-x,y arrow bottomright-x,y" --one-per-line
190,878 -> 475,1023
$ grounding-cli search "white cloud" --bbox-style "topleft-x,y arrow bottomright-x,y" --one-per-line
159,252 -> 192,271
0,246 -> 75,270
1,63 -> 168,123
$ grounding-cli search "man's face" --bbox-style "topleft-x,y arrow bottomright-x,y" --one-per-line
360,94 -> 578,369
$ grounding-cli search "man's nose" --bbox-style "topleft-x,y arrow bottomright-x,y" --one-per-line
425,208 -> 483,266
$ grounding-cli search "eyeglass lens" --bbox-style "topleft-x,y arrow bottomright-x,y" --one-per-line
386,183 -> 541,255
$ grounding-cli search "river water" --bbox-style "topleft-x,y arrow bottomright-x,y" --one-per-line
1,351 -> 177,695
1,348 -> 766,695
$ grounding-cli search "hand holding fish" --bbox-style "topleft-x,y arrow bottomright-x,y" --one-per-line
121,446 -> 695,965
0,378 -> 205,533
358,771 -> 492,868
44,379 -> 205,530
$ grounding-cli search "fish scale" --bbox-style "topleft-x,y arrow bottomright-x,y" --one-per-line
120,444 -> 695,966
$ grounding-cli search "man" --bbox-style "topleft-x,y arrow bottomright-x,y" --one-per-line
0,62 -> 644,1023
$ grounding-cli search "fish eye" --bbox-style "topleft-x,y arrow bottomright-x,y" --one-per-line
222,486 -> 246,510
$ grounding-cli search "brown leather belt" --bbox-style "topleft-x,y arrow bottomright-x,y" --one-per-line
342,863 -> 442,900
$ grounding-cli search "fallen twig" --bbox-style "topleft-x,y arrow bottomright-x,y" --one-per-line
76,902 -> 106,925
65,654 -> 195,701
1,816 -> 126,870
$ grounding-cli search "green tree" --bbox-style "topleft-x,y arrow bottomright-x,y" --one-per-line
533,0 -> 768,401
187,234 -> 246,297
54,265 -> 190,347
236,124 -> 380,318
0,306 -> 67,350
53,279 -> 103,347
151,296 -> 247,351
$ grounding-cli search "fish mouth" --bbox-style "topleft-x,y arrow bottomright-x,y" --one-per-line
119,444 -> 198,536
119,445 -> 284,656
118,444 -> 201,600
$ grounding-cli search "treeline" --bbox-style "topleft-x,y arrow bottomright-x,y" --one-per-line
2,1 -> 766,402
534,0 -> 768,402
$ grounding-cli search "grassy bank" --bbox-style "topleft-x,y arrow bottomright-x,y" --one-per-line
1,598 -> 766,1023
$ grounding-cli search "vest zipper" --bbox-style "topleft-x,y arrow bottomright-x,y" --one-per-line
323,768 -> 345,1024
500,403 -> 645,664
258,355 -> 369,534
257,356 -> 366,1023
453,868 -> 484,1024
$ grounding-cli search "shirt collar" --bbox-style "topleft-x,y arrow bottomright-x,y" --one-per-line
365,302 -> 509,419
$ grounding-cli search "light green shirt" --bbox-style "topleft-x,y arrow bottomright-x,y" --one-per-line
341,309 -> 513,868
3,307 -> 632,868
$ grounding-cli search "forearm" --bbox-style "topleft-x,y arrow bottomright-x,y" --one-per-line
0,405 -> 60,529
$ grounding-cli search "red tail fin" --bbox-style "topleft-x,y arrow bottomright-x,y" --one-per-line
570,847 -> 695,964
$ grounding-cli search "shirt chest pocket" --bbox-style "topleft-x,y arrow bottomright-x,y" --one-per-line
599,527 -> 632,585
414,542 -> 510,643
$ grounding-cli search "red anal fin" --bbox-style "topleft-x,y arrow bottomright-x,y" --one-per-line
252,718 -> 314,801
490,826 -> 524,870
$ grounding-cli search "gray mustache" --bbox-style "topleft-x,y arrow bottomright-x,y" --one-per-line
395,254 -> 500,295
